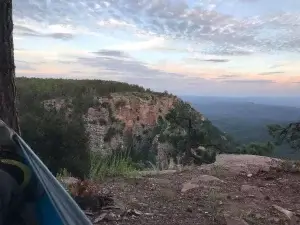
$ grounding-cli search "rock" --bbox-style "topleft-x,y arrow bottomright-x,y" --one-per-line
181,182 -> 200,193
186,206 -> 193,213
93,212 -> 108,223
234,195 -> 240,200
122,209 -> 143,217
92,212 -> 120,223
224,216 -> 249,225
190,175 -> 225,183
273,205 -> 298,224
268,217 -> 281,223
138,170 -> 177,176
254,213 -> 263,219
181,175 -> 224,193
240,185 -> 264,199
205,154 -> 283,175
84,210 -> 94,216
148,178 -> 171,185
59,176 -> 80,186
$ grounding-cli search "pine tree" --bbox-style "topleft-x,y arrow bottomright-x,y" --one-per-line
0,0 -> 20,133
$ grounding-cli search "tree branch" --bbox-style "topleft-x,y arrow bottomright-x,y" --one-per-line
278,122 -> 300,141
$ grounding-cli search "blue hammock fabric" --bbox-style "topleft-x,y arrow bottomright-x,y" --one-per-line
0,120 -> 92,225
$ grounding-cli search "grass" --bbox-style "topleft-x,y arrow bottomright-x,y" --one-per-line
89,150 -> 138,181
56,168 -> 72,179
210,164 -> 227,178
205,188 -> 224,223
56,168 -> 73,194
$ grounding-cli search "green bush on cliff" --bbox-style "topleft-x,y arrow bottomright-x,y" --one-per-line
235,141 -> 275,156
19,104 -> 90,179
156,100 -> 236,161
267,123 -> 300,151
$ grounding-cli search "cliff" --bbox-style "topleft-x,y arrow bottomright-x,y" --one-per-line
44,92 -> 235,169
16,78 -> 236,174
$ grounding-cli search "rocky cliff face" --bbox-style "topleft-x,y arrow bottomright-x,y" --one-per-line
83,92 -> 178,153
44,92 -> 234,169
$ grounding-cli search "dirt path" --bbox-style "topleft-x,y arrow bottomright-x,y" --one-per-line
79,155 -> 300,225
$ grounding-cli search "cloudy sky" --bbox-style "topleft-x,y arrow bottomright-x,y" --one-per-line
13,0 -> 300,96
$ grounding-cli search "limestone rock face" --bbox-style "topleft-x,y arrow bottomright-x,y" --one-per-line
44,93 -> 178,155
42,92 -> 232,167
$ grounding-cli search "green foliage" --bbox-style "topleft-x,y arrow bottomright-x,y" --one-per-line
56,168 -> 72,179
123,130 -> 157,169
72,95 -> 94,114
161,100 -> 237,159
16,77 -> 147,102
19,104 -> 90,179
235,141 -> 275,156
267,123 -> 300,151
89,151 -> 137,181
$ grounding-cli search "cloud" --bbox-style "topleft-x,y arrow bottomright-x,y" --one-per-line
15,48 -> 92,63
201,59 -> 230,63
93,50 -> 128,58
238,0 -> 260,2
16,72 -> 103,80
200,46 -> 255,56
76,49 -> 185,79
97,19 -> 136,29
258,71 -> 285,75
13,14 -> 99,40
185,57 -> 230,64
216,74 -> 238,79
14,24 -> 74,40
222,79 -> 275,84
15,60 -> 36,70
106,37 -> 165,51
13,0 -> 300,54
269,64 -> 283,69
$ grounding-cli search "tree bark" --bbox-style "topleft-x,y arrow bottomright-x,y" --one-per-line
0,0 -> 20,134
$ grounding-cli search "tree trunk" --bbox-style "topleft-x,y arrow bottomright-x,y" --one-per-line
0,0 -> 20,134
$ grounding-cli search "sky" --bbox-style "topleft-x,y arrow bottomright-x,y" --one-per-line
13,0 -> 300,96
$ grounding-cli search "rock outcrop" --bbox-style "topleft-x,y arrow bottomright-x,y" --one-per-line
84,92 -> 178,153
44,92 -> 234,168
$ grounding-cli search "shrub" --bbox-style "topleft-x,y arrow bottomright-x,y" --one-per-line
20,104 -> 90,179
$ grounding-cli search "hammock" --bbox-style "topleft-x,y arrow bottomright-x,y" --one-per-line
0,119 -> 92,225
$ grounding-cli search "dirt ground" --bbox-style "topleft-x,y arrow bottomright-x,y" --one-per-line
78,155 -> 300,225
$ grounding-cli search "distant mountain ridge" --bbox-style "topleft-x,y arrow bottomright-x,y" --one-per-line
181,95 -> 300,108
180,95 -> 300,159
